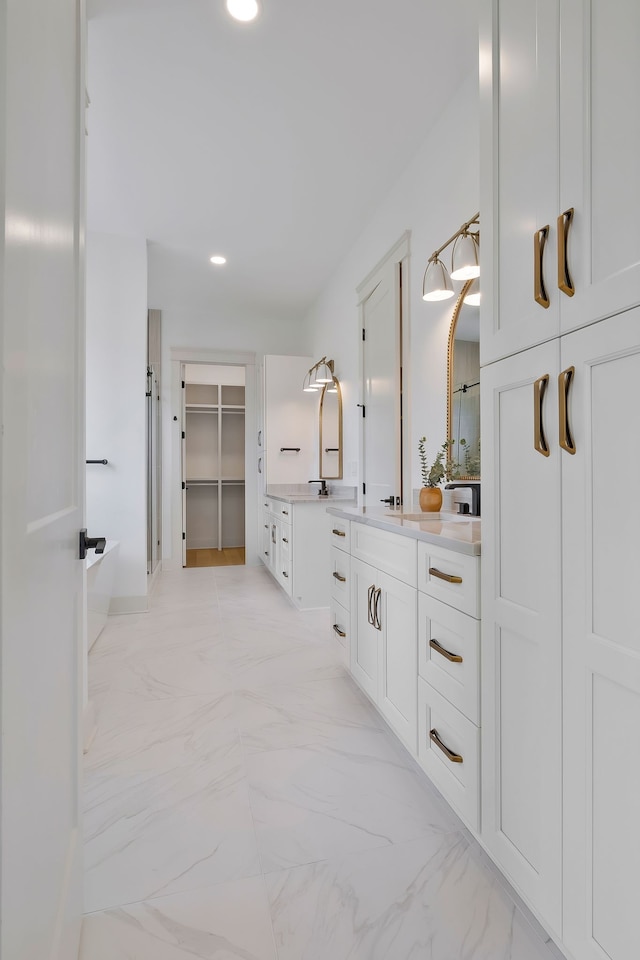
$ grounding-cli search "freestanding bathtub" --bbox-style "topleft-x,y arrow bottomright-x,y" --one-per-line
86,539 -> 119,650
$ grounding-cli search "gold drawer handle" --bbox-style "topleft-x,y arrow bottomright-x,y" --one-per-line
332,528 -> 346,537
557,207 -> 575,297
558,365 -> 576,455
430,638 -> 463,663
533,373 -> 550,457
282,537 -> 289,543
332,571 -> 346,582
430,728 -> 463,764
428,566 -> 462,584
534,224 -> 550,308
282,571 -> 289,578
332,624 -> 346,638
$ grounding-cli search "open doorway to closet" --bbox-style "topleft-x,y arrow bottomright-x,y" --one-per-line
182,363 -> 246,567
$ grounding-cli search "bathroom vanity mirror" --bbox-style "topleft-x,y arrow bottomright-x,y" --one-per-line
319,377 -> 343,479
447,280 -> 480,479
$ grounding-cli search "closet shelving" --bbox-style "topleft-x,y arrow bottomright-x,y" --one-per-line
183,382 -> 245,557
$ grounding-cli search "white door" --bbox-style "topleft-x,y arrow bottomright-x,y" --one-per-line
562,309 -> 640,960
559,0 -> 640,334
350,558 -> 379,700
1,2 -> 85,958
480,339 -> 563,936
360,259 -> 402,507
377,571 -> 417,753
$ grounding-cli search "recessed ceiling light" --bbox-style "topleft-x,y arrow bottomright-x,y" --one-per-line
226,0 -> 259,22
210,255 -> 227,265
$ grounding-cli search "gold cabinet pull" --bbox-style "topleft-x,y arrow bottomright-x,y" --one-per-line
282,537 -> 289,543
533,374 -> 550,457
367,584 -> 375,625
332,571 -> 346,582
430,728 -> 463,763
557,207 -> 575,297
558,365 -> 576,454
373,587 -> 382,631
534,225 -> 550,308
430,638 -> 463,663
332,528 -> 346,537
282,571 -> 289,578
428,566 -> 462,584
332,623 -> 346,638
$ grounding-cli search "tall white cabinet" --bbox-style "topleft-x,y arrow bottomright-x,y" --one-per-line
259,355 -> 316,489
480,2 -> 640,957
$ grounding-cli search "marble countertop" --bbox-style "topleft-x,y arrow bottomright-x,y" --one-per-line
266,492 -> 356,504
327,504 -> 481,556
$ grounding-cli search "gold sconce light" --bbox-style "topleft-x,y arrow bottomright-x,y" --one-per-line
303,357 -> 335,393
422,213 -> 480,302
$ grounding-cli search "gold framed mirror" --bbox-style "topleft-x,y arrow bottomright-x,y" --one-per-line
319,377 -> 343,479
447,279 -> 480,480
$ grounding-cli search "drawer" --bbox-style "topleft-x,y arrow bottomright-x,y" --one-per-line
278,562 -> 292,596
329,516 -> 351,552
417,678 -> 479,831
330,546 -> 350,608
281,528 -> 292,564
351,523 -> 417,587
277,503 -> 293,522
330,598 -> 350,666
417,542 -> 479,618
418,593 -> 480,725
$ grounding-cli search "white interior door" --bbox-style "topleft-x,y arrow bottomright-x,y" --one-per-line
1,1 -> 85,958
360,258 -> 401,507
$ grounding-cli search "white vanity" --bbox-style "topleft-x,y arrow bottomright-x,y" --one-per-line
328,505 -> 481,832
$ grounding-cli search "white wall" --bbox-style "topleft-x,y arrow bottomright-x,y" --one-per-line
86,231 -> 148,611
305,71 -> 479,496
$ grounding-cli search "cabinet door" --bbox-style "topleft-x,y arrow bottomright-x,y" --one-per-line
377,571 -> 417,754
559,1 -> 640,334
562,310 -> 640,960
264,355 -> 315,483
261,510 -> 271,565
479,0 -> 561,365
480,339 -> 563,935
350,558 -> 379,700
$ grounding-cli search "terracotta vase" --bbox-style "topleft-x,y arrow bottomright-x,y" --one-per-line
419,486 -> 443,512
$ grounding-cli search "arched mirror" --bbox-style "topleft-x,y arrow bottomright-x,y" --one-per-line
319,377 -> 343,479
447,279 -> 480,479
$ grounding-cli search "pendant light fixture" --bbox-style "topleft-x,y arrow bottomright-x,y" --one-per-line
226,0 -> 260,22
422,257 -> 455,301
302,358 -> 335,393
422,212 -> 480,305
450,231 -> 480,280
303,371 -> 319,392
463,278 -> 481,306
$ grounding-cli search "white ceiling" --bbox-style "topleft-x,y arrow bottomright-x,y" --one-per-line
87,0 -> 478,320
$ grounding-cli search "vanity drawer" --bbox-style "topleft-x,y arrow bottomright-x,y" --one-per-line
278,562 -> 292,596
329,517 -> 351,552
330,598 -> 350,666
330,546 -> 350,608
417,542 -> 479,618
281,530 -> 292,566
418,593 -> 480,725
351,524 -> 417,587
278,503 -> 293,522
417,678 -> 479,831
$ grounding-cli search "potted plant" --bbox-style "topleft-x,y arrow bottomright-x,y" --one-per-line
418,436 -> 450,512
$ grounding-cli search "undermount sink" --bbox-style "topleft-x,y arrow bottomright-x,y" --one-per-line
384,511 -> 474,522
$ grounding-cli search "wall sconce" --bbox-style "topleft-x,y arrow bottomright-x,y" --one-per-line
422,212 -> 480,302
303,357 -> 335,393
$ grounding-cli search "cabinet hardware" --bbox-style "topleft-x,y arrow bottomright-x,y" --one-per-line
533,374 -> 551,457
429,728 -> 463,763
430,638 -> 463,663
367,584 -> 376,625
558,365 -> 576,454
534,225 -> 550,308
373,587 -> 382,630
333,624 -> 346,638
264,524 -> 268,529
86,459 -> 108,465
264,551 -> 268,556
258,457 -> 262,474
332,571 -> 346,582
557,207 -> 575,297
257,429 -> 262,446
332,528 -> 346,537
282,537 -> 289,543
282,571 -> 289,578
280,447 -> 300,452
428,566 -> 463,584
282,509 -> 289,515
271,525 -> 276,544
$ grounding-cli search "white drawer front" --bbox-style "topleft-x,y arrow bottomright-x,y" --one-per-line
330,546 -> 350,608
329,516 -> 351,553
277,503 -> 293,522
417,678 -> 479,831
352,524 -> 417,587
418,593 -> 480,725
278,562 -> 292,596
417,542 -> 479,617
330,598 -> 350,666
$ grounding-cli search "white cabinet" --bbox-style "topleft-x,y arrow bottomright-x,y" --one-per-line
480,0 -> 640,366
261,499 -> 331,609
262,355 -> 316,484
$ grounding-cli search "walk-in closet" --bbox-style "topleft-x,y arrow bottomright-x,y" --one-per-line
182,363 -> 245,567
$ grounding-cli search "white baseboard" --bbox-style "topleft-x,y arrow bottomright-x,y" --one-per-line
109,594 -> 148,615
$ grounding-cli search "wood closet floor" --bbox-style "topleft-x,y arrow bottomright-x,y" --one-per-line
185,548 -> 245,568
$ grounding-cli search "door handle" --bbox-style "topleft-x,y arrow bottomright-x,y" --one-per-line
533,374 -> 551,457
373,587 -> 382,631
558,365 -> 576,454
367,584 -> 375,625
557,207 -> 575,297
79,528 -> 106,560
534,225 -> 550,308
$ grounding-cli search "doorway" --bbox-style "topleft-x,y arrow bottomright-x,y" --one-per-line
182,363 -> 246,568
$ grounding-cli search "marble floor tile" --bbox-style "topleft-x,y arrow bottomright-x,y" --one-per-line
84,754 -> 260,912
246,738 -> 459,873
81,876 -> 277,960
265,834 -> 557,960
225,637 -> 345,690
96,642 -> 232,702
